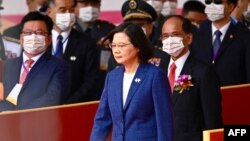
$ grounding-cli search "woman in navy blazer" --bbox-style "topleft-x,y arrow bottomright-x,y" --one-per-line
90,22 -> 173,141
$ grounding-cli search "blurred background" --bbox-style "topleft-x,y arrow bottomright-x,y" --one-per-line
0,0 -> 204,32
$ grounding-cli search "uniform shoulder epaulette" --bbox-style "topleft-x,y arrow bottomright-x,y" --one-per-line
3,36 -> 20,44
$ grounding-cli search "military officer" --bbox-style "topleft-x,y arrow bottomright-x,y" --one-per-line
108,0 -> 169,73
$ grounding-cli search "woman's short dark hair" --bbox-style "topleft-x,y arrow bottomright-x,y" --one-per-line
103,22 -> 154,63
20,11 -> 54,35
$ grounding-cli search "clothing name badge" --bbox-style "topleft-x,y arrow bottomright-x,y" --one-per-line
6,84 -> 23,105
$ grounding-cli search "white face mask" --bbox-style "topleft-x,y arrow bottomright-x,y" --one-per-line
243,3 -> 250,21
205,3 -> 225,22
79,6 -> 99,22
56,13 -> 75,31
161,1 -> 177,16
23,34 -> 47,55
146,0 -> 163,15
162,36 -> 184,57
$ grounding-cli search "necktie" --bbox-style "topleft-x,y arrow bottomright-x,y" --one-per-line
168,62 -> 176,93
55,34 -> 63,58
19,59 -> 34,84
213,30 -> 222,60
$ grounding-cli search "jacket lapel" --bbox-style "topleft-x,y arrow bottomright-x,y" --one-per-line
7,57 -> 22,95
124,64 -> 145,111
202,21 -> 214,61
46,29 -> 77,60
216,23 -> 236,61
172,55 -> 194,107
21,53 -> 50,90
13,57 -> 23,84
113,66 -> 124,117
63,29 -> 78,60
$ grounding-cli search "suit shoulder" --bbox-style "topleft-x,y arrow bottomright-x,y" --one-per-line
48,55 -> 69,65
189,56 -> 215,75
3,24 -> 22,39
3,24 -> 22,33
70,29 -> 96,44
109,65 -> 122,74
95,20 -> 115,28
3,57 -> 20,68
71,29 -> 94,39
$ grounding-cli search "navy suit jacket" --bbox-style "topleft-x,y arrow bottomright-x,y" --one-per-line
0,52 -> 71,111
91,63 -> 173,141
191,20 -> 250,86
167,55 -> 223,141
48,29 -> 99,103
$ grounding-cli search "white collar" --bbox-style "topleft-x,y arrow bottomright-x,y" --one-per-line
52,29 -> 71,43
168,50 -> 190,70
212,21 -> 231,37
22,52 -> 44,67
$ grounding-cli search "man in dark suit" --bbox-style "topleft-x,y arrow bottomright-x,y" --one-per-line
191,0 -> 250,86
47,0 -> 99,103
162,15 -> 223,141
0,12 -> 71,112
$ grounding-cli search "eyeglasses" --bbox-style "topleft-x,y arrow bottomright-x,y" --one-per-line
22,30 -> 48,36
108,42 -> 132,49
205,0 -> 223,5
160,32 -> 184,40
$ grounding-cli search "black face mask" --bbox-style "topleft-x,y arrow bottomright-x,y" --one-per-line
205,0 -> 223,5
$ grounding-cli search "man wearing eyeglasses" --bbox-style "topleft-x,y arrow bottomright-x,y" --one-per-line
162,15 -> 223,141
0,12 -> 71,112
2,0 -> 50,59
191,0 -> 250,86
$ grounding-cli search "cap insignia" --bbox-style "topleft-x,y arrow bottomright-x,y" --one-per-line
129,0 -> 137,10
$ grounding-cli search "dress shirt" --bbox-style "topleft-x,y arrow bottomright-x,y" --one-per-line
211,22 -> 230,43
20,52 -> 44,79
52,29 -> 71,55
122,72 -> 135,107
168,51 -> 190,80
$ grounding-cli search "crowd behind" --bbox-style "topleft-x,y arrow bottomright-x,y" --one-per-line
0,0 -> 250,141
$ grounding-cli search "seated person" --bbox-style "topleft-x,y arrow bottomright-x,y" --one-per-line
0,11 -> 71,112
